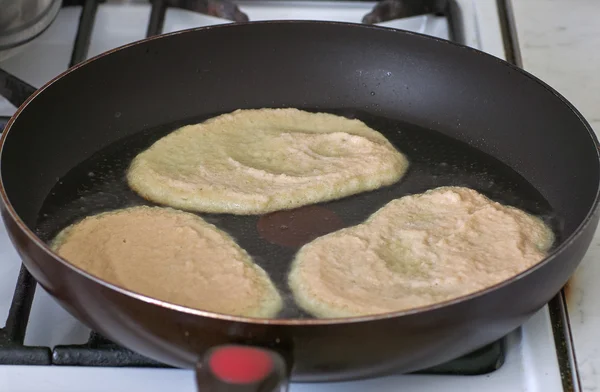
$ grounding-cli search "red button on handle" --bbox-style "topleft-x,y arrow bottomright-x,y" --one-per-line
210,346 -> 274,384
196,345 -> 288,392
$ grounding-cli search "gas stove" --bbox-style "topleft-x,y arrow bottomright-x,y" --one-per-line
0,1 -> 577,391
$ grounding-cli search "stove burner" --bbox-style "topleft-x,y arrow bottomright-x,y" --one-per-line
0,266 -> 50,365
50,334 -> 505,375
363,0 -> 447,24
0,70 -> 37,108
166,0 -> 249,23
0,116 -> 9,132
0,0 -> 504,377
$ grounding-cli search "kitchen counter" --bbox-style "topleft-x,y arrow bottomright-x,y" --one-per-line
512,1 -> 600,390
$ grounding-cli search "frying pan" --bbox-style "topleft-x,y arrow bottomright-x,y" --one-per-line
1,21 -> 599,391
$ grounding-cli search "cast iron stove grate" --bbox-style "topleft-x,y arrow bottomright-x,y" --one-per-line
0,0 -> 505,375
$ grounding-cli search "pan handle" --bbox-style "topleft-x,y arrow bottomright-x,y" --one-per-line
196,345 -> 289,392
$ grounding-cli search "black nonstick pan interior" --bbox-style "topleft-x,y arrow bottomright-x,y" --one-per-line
34,107 -> 561,320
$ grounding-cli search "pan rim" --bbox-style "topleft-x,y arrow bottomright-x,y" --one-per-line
1,20 -> 599,326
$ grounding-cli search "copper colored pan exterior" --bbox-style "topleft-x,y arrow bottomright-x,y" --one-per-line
1,22 -> 599,381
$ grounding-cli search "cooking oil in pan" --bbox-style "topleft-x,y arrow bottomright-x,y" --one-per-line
35,109 -> 560,319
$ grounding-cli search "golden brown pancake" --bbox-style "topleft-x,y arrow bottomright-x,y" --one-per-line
288,187 -> 554,318
51,206 -> 282,318
127,108 -> 409,215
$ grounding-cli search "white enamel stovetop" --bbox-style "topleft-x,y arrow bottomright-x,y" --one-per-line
0,1 -> 564,391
